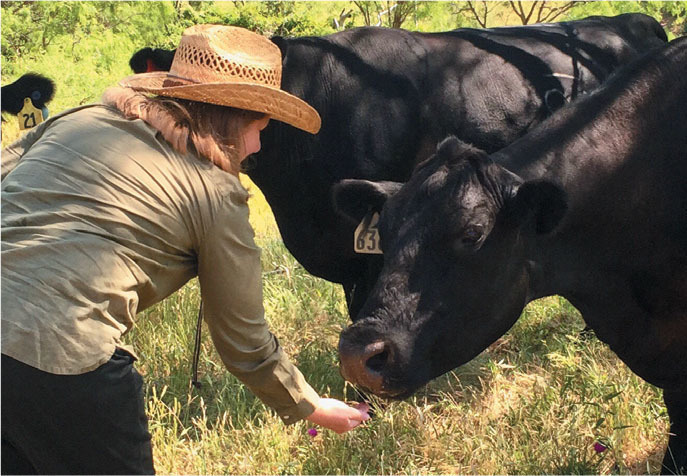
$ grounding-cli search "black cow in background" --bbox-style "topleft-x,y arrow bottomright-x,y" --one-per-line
1,73 -> 55,119
129,47 -> 176,73
335,38 -> 687,474
129,14 -> 667,319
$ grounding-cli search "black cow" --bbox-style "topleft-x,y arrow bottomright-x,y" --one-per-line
1,73 -> 55,118
334,38 -> 687,474
131,14 -> 667,319
129,47 -> 176,73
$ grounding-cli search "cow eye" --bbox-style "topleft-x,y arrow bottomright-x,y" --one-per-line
446,224 -> 485,255
461,227 -> 483,247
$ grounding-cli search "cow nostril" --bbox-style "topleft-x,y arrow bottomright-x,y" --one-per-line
338,337 -> 388,393
366,349 -> 389,372
363,341 -> 390,373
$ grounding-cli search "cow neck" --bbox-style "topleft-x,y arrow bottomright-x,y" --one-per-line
494,40 -> 687,303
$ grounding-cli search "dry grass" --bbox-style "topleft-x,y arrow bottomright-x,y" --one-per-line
2,115 -> 669,475
119,186 -> 670,474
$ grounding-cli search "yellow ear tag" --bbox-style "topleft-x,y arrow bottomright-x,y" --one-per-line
18,97 -> 45,130
354,211 -> 383,254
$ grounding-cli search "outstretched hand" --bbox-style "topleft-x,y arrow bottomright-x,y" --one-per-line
305,398 -> 371,434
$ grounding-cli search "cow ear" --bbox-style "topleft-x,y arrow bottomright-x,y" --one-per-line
271,36 -> 289,59
155,48 -> 176,71
435,136 -> 487,167
508,180 -> 567,234
332,179 -> 402,224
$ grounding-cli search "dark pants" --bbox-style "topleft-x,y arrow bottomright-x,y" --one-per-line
1,349 -> 154,475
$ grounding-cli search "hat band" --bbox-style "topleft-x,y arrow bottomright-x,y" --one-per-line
162,77 -> 193,88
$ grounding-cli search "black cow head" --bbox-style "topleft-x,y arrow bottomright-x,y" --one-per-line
129,47 -> 176,74
334,136 -> 567,398
1,73 -> 55,116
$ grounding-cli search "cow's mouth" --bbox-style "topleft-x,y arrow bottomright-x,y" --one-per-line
338,321 -> 436,398
381,387 -> 417,400
338,340 -> 385,392
346,380 -> 414,401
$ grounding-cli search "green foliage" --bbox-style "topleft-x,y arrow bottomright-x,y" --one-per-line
0,1 -> 337,143
639,1 -> 687,37
1,1 -> 683,100
567,1 -> 686,38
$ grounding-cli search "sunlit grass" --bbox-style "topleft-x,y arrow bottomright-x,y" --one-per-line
118,182 -> 669,475
2,107 -> 669,476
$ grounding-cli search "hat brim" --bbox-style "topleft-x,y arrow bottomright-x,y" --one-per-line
120,72 -> 321,134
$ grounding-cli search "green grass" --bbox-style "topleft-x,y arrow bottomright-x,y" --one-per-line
117,184 -> 669,474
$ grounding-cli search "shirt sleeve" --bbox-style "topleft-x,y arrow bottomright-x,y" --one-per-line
196,185 -> 320,424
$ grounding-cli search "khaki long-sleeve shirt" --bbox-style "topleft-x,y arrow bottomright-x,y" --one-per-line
1,105 -> 319,423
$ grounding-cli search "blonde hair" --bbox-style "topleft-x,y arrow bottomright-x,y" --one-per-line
102,87 -> 266,175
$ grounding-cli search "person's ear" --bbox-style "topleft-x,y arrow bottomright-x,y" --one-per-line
507,180 -> 567,234
332,179 -> 403,225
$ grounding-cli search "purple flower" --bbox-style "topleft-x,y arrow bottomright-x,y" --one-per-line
593,441 -> 607,453
307,428 -> 318,437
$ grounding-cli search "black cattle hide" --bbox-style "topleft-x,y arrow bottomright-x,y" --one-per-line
130,14 -> 668,320
336,38 -> 687,474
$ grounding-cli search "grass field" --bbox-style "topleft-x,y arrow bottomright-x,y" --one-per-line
0,126 -> 670,475
116,179 -> 668,475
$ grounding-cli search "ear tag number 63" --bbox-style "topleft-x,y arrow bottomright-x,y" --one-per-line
354,211 -> 383,254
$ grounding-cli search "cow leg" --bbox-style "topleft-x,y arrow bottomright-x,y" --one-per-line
345,257 -> 386,321
343,281 -> 366,321
342,282 -> 355,316
662,387 -> 686,475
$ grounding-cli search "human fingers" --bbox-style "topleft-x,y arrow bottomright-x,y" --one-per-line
354,402 -> 370,415
346,403 -> 370,423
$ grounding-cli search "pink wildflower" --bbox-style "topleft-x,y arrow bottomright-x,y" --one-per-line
593,441 -> 607,453
307,428 -> 318,437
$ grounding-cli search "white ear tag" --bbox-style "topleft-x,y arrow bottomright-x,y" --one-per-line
18,98 -> 45,130
354,211 -> 383,254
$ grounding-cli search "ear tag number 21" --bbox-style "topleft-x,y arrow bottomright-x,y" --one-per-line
18,98 -> 45,131
354,211 -> 383,254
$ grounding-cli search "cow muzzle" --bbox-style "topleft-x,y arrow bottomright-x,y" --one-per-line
338,337 -> 389,396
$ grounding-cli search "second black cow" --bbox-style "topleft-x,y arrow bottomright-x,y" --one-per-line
335,38 -> 687,474
131,14 -> 667,318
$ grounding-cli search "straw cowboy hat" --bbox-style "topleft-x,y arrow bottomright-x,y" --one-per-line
120,24 -> 321,134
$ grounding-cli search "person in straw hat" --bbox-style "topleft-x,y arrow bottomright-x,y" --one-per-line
1,24 -> 370,474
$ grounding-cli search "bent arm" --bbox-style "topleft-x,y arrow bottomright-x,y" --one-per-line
197,189 -> 320,424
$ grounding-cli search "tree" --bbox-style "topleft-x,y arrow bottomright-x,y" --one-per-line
455,1 -> 499,27
637,1 -> 686,37
451,0 -> 584,28
331,8 -> 353,30
508,0 -> 580,25
352,1 -> 417,28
